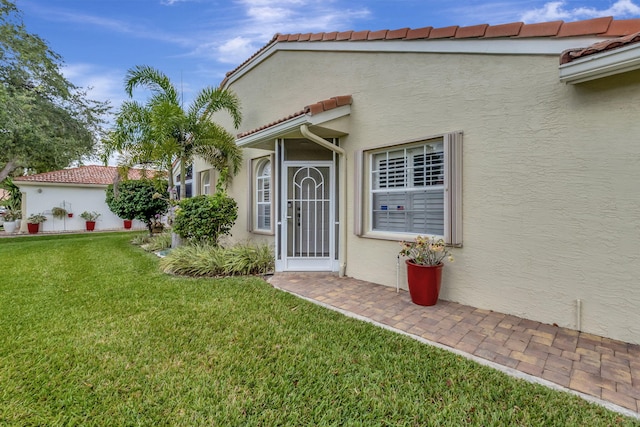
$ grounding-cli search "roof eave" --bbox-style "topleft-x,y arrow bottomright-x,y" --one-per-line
559,42 -> 640,83
14,181 -> 108,188
236,105 -> 351,148
222,37 -> 606,89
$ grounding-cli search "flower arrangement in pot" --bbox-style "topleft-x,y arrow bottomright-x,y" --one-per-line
26,213 -> 47,234
80,211 -> 101,231
399,235 -> 453,306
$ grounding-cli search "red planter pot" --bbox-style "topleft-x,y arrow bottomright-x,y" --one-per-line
406,260 -> 443,306
85,221 -> 96,231
123,219 -> 132,229
27,223 -> 40,234
68,213 -> 74,218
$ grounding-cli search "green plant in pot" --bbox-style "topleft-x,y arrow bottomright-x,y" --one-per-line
399,235 -> 454,306
51,206 -> 68,219
26,213 -> 47,234
3,208 -> 19,222
2,208 -> 20,233
80,211 -> 100,231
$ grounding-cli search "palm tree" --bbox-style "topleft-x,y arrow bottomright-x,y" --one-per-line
104,65 -> 242,198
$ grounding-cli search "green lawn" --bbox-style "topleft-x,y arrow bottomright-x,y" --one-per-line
0,233 -> 637,426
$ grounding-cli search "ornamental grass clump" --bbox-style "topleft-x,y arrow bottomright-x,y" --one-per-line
140,232 -> 172,252
399,235 -> 453,266
159,242 -> 274,277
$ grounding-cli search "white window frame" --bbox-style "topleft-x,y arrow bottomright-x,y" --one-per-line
255,159 -> 272,232
200,170 -> 211,195
370,141 -> 445,236
355,132 -> 462,246
248,155 -> 275,235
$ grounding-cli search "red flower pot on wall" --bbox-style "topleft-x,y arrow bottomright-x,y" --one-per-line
406,260 -> 443,306
27,223 -> 40,234
123,219 -> 132,229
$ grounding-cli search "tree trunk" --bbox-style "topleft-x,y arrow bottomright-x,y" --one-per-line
0,160 -> 17,183
179,156 -> 186,200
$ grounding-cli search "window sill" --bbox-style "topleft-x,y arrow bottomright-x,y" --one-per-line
252,229 -> 275,236
361,230 -> 444,242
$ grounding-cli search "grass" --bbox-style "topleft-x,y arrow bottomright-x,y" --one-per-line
0,233 -> 637,426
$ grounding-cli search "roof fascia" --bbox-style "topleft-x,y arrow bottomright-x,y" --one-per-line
14,181 -> 108,189
237,104 -> 351,147
222,37 -> 604,88
559,42 -> 640,83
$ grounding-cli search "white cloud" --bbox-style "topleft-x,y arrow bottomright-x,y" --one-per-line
199,0 -> 370,65
216,37 -> 259,64
62,64 -> 126,113
521,0 -> 640,23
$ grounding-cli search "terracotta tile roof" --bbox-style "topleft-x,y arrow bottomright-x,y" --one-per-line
221,17 -> 640,86
13,166 -> 158,185
561,30 -> 640,64
237,95 -> 352,139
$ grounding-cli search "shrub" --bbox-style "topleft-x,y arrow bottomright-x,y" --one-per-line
106,178 -> 169,234
159,242 -> 274,277
172,192 -> 237,245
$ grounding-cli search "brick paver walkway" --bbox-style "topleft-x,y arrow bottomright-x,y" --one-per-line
268,272 -> 640,417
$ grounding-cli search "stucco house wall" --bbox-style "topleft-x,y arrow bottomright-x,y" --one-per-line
14,166 -> 150,233
196,20 -> 640,344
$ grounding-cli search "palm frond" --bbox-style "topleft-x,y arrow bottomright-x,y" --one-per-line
125,65 -> 179,105
193,122 -> 242,184
188,87 -> 242,129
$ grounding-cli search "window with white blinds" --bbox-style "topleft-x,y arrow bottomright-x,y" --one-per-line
256,159 -> 271,231
371,141 -> 446,235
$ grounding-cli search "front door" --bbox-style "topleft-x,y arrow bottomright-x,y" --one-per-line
282,162 -> 334,271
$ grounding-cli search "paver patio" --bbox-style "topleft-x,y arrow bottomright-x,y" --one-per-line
268,272 -> 640,418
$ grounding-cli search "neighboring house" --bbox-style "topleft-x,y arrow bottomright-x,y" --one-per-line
194,16 -> 640,344
13,165 -> 153,232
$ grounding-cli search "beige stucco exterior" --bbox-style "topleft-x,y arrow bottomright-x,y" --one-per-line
198,40 -> 640,344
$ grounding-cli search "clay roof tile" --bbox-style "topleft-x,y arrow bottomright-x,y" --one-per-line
556,16 -> 612,37
484,22 -> 523,38
455,24 -> 488,38
222,18 -> 640,85
429,26 -> 458,39
237,95 -> 352,139
13,166 -> 158,185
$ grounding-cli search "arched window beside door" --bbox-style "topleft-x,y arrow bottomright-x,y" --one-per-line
255,159 -> 271,232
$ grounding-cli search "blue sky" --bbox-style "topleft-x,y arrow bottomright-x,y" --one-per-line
18,0 -> 640,111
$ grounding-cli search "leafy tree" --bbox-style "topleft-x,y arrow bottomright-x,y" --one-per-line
172,192 -> 237,245
106,178 -> 169,234
103,65 -> 242,198
0,0 -> 109,181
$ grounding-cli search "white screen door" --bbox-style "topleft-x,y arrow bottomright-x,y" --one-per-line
282,162 -> 334,271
